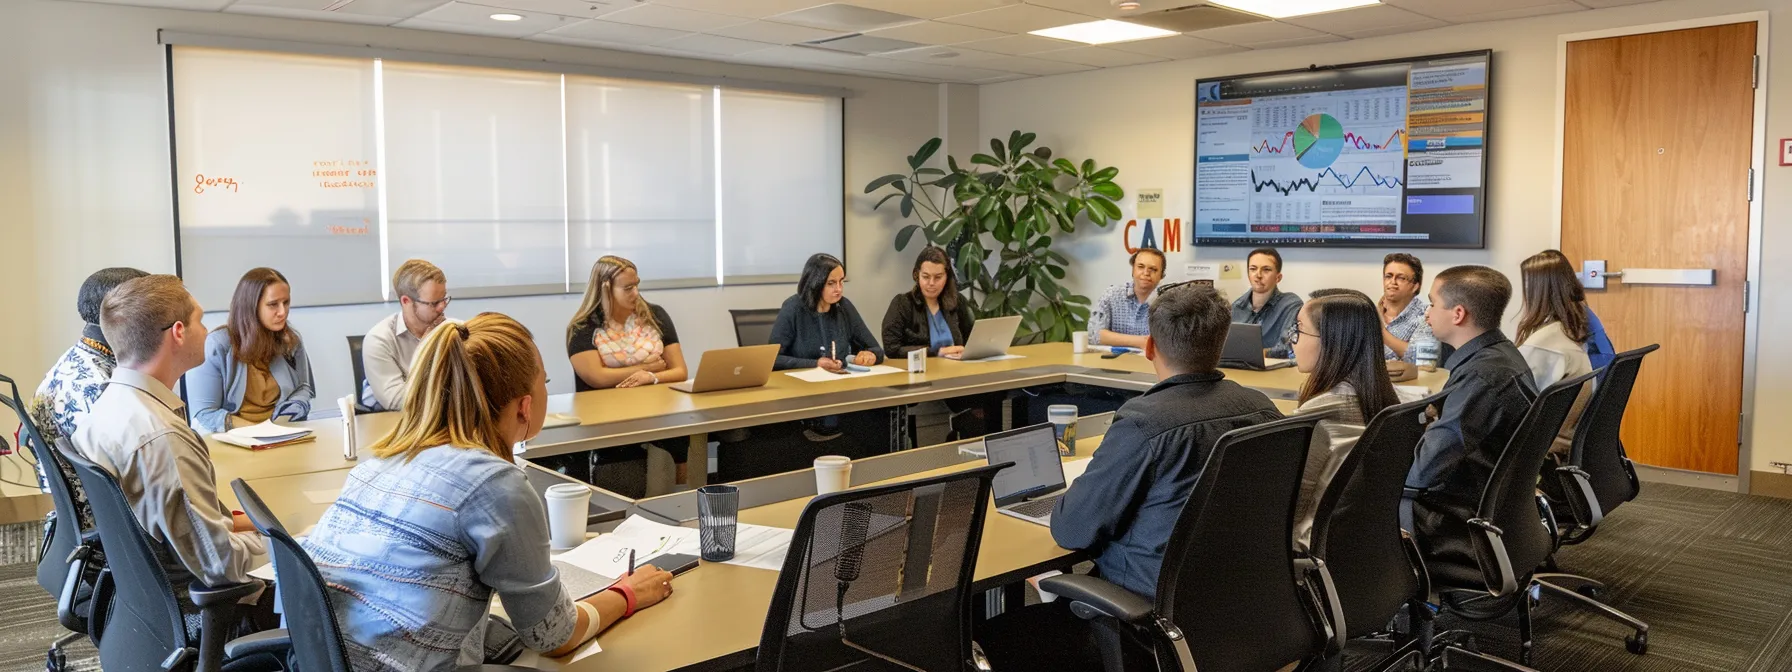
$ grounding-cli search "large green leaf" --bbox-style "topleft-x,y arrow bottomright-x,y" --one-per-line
1081,158 -> 1096,174
915,167 -> 945,177
1045,264 -> 1066,279
1091,182 -> 1123,200
910,137 -> 941,170
1053,158 -> 1078,174
872,193 -> 902,211
864,173 -> 906,194
1030,235 -> 1052,250
1065,294 -> 1092,306
1089,166 -> 1119,183
970,153 -> 1002,167
990,138 -> 1006,161
1034,146 -> 1052,161
895,224 -> 922,251
1013,131 -> 1036,155
1088,195 -> 1122,220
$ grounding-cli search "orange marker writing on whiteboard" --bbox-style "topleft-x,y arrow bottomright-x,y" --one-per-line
193,174 -> 240,194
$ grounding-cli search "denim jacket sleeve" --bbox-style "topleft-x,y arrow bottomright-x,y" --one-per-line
186,331 -> 234,434
1050,417 -> 1153,552
460,466 -> 578,653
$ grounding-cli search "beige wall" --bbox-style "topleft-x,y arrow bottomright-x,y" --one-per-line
0,0 -> 947,494
978,0 -> 1792,484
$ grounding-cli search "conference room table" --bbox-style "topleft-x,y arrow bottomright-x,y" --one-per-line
209,343 -> 1448,671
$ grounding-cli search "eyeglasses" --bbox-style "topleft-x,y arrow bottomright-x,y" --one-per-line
1288,320 -> 1318,345
411,295 -> 452,310
1383,273 -> 1416,285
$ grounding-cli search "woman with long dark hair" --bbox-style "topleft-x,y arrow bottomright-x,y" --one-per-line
881,246 -> 975,358
1516,250 -> 1597,457
768,253 -> 884,371
1288,292 -> 1412,550
187,267 -> 315,433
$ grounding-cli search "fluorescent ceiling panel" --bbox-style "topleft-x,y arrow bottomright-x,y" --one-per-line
1029,19 -> 1176,45
1207,0 -> 1379,19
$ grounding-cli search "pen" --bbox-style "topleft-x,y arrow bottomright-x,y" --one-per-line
627,548 -> 635,577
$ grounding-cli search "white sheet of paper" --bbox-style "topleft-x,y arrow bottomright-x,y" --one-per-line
555,526 -> 689,578
955,354 -> 1026,363
1062,458 -> 1093,487
249,562 -> 276,581
1266,358 -> 1293,368
228,420 -> 312,440
303,488 -> 342,505
612,515 -> 793,572
785,364 -> 904,383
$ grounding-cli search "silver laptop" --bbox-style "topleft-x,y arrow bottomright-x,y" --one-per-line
669,344 -> 780,393
984,423 -> 1068,526
957,315 -> 1023,361
1219,322 -> 1295,371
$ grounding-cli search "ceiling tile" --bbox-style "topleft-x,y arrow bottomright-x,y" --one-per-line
1281,5 -> 1446,38
1251,33 -> 1350,48
956,33 -> 1080,55
1032,46 -> 1168,67
65,0 -> 233,9
334,0 -> 456,19
545,18 -> 691,44
938,4 -> 1098,33
731,45 -> 877,67
1103,34 -> 1242,59
1023,0 -> 1210,21
973,72 -> 1034,84
601,3 -> 749,31
709,20 -> 847,44
471,0 -> 631,19
1189,20 -> 1334,47
974,55 -> 1098,76
841,0 -> 1019,20
852,58 -> 1012,83
1384,0 -> 1569,21
658,33 -> 775,56
228,0 -> 340,9
877,45 -> 1007,65
1576,0 -> 1660,6
652,0 -> 831,19
1451,2 -> 1586,22
225,4 -> 409,24
398,1 -> 580,36
864,21 -> 1010,45
768,4 -> 924,32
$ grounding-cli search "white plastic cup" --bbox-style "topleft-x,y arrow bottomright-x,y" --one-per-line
1071,332 -> 1088,354
908,348 -> 927,373
814,455 -> 853,495
544,483 -> 592,550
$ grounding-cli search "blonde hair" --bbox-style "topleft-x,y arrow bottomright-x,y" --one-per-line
567,255 -> 660,342
392,259 -> 446,300
369,312 -> 541,463
100,275 -> 197,366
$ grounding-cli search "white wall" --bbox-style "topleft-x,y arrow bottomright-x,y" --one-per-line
0,0 -> 951,494
978,0 -> 1792,478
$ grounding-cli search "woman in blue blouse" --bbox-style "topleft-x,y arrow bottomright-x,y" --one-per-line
187,267 -> 315,433
303,313 -> 673,670
881,246 -> 976,359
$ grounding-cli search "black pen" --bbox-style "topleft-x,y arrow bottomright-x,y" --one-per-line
627,548 -> 635,577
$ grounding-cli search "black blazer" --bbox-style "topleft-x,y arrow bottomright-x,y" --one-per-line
881,291 -> 976,358
768,294 -> 886,370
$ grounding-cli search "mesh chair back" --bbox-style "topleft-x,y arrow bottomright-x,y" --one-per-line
1159,415 -> 1323,672
1566,344 -> 1657,521
0,373 -> 87,596
61,440 -> 193,671
757,464 -> 1004,672
1474,371 -> 1598,590
730,309 -> 781,348
231,480 -> 352,672
1309,392 -> 1442,639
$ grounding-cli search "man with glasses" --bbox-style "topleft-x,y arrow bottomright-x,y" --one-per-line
1379,252 -> 1433,363
1087,248 -> 1166,350
360,259 -> 451,411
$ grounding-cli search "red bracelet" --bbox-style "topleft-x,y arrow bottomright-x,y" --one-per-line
606,581 -> 637,618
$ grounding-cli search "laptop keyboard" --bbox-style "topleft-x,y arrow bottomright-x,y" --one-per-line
1008,495 -> 1061,518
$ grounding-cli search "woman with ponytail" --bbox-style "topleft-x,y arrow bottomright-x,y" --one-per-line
303,313 -> 673,669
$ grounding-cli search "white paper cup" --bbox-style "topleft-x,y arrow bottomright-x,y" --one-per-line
544,483 -> 592,550
1071,332 -> 1088,354
814,455 -> 853,495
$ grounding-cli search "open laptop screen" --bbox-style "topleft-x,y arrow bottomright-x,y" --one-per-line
985,423 -> 1067,505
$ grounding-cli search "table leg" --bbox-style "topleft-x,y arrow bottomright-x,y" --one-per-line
687,433 -> 709,488
644,444 -> 675,497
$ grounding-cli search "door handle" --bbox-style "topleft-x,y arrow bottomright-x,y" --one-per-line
1581,261 -> 1714,288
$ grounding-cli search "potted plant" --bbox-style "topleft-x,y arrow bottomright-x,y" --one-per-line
865,131 -> 1124,343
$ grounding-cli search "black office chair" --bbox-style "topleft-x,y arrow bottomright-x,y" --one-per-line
757,463 -> 1007,672
1425,370 -> 1598,671
1534,344 -> 1659,654
0,374 -> 102,672
730,308 -> 781,347
60,440 -> 281,672
1306,392 -> 1446,672
228,479 -> 534,671
1040,415 -> 1331,672
346,335 -> 375,413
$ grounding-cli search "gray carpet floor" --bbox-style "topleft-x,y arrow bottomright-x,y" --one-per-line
1,483 -> 1787,671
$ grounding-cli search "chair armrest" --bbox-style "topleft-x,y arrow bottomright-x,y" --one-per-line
1554,465 -> 1604,530
223,629 -> 290,660
57,545 -> 95,632
189,580 -> 261,608
1293,556 -> 1345,656
1038,574 -> 1155,625
1465,518 -> 1518,596
1400,530 -> 1431,600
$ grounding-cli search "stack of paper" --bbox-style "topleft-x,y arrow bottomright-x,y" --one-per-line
212,420 -> 315,450
555,515 -> 795,578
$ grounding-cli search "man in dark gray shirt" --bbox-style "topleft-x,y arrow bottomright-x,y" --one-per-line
1231,247 -> 1302,358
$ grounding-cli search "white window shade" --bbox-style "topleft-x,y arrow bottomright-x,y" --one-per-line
565,76 -> 715,287
172,47 -> 381,309
720,90 -> 844,283
381,62 -> 566,296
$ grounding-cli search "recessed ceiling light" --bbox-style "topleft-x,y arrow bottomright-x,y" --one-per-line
490,13 -> 524,21
1029,20 -> 1176,45
1206,0 -> 1379,19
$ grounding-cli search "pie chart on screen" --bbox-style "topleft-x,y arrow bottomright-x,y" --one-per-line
1293,113 -> 1345,170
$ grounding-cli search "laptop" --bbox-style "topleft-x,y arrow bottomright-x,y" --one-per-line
669,344 -> 780,393
1219,322 -> 1295,371
955,315 -> 1023,361
983,423 -> 1069,526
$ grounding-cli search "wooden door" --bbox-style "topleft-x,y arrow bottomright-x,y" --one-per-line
1561,23 -> 1755,475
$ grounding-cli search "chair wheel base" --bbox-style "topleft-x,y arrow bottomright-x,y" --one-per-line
1626,632 -> 1648,655
45,647 -> 66,672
